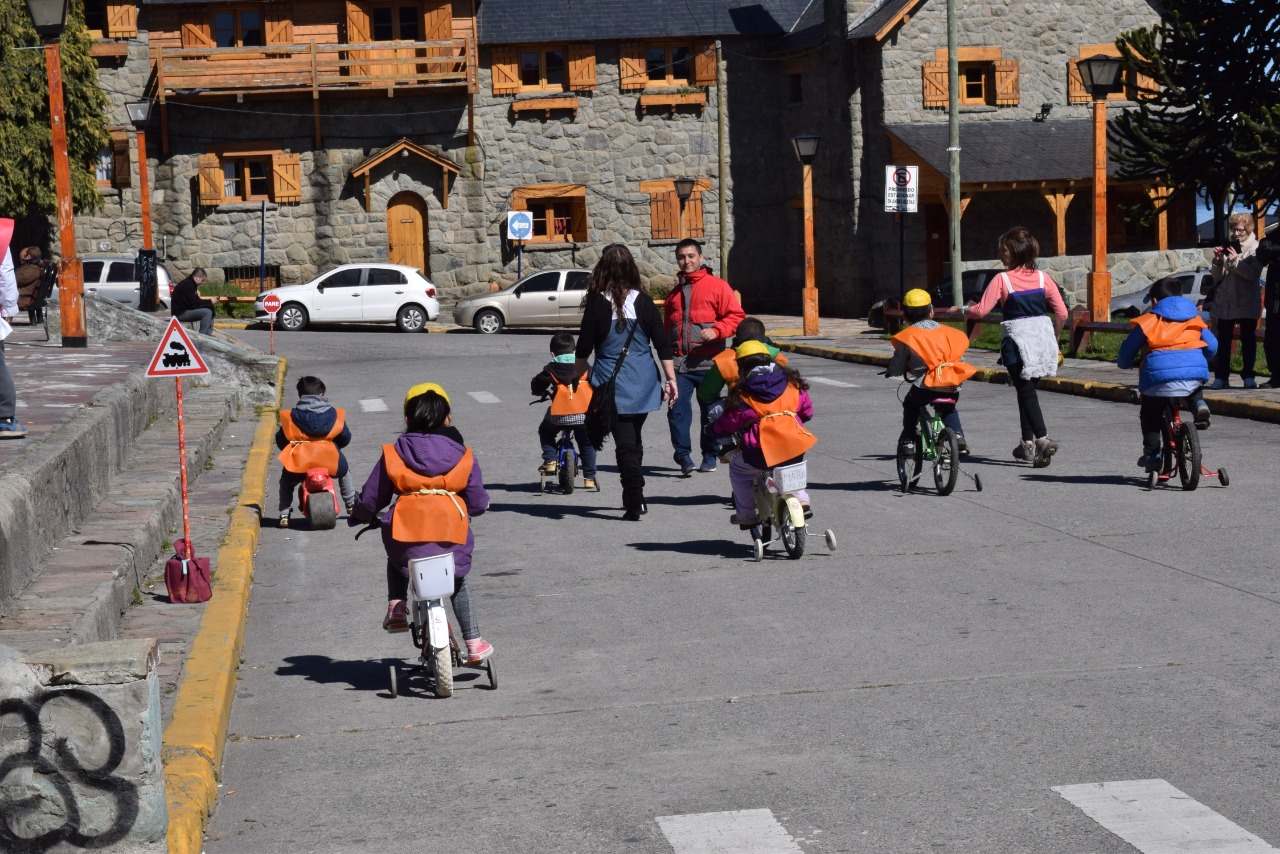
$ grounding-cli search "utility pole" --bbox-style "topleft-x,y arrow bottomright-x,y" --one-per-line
946,0 -> 963,309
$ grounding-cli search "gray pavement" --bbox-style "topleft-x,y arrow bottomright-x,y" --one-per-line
204,326 -> 1280,853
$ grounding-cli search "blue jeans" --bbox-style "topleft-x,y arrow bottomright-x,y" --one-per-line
538,417 -> 597,477
667,369 -> 713,462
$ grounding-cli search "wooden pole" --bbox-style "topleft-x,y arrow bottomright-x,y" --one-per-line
1087,95 -> 1112,322
46,42 -> 86,347
137,127 -> 152,249
802,160 -> 819,336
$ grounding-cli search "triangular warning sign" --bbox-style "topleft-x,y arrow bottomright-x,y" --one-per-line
146,317 -> 211,378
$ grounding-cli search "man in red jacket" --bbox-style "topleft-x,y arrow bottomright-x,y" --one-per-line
663,239 -> 744,474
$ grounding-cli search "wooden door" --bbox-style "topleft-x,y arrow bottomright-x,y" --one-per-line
387,192 -> 428,275
924,203 -> 948,287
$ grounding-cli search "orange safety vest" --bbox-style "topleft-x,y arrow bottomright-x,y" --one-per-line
549,371 -> 593,417
383,444 -> 473,545
276,409 -> 345,475
744,385 -> 817,467
892,325 -> 978,389
711,347 -> 788,389
1132,313 -> 1209,351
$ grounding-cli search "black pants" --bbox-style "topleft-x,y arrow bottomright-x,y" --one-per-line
1214,317 -> 1257,381
1139,390 -> 1205,453
900,386 -> 963,444
1008,362 -> 1046,441
611,412 -> 648,514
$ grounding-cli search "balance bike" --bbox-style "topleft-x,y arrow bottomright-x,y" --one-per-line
744,460 -> 837,562
298,467 -> 339,529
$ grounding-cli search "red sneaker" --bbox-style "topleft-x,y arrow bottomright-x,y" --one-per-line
382,600 -> 408,633
465,637 -> 494,663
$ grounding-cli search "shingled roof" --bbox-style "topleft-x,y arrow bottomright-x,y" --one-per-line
768,0 -> 825,54
887,120 -> 1125,183
848,0 -> 922,41
477,0 -> 814,44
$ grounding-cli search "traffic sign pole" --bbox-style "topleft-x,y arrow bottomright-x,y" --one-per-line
175,375 -> 193,559
262,294 -> 281,355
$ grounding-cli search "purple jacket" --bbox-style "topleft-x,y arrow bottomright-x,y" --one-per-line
353,432 -> 489,576
709,367 -> 813,468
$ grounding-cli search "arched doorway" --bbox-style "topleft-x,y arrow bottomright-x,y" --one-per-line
387,191 -> 429,275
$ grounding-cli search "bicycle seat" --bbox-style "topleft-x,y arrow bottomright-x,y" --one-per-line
930,397 -> 957,405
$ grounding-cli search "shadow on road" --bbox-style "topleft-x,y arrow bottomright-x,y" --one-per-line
630,538 -> 740,556
275,654 -> 487,697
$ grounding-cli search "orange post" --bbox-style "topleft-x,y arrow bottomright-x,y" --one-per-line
45,42 -> 87,347
801,160 -> 819,335
1086,95 -> 1112,323
137,127 -> 153,250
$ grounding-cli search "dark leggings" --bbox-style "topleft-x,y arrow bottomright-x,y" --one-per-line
1214,317 -> 1257,380
1008,361 -> 1046,441
1139,390 -> 1205,452
386,561 -> 480,641
611,412 -> 648,514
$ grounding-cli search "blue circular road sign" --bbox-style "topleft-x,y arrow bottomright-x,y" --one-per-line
508,211 -> 533,240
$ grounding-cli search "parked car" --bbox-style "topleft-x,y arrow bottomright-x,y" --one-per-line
1109,268 -> 1213,319
866,268 -> 1004,328
453,269 -> 591,334
49,256 -> 174,310
253,263 -> 440,332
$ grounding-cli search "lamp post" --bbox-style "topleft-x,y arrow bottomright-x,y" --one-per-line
673,177 -> 695,239
125,101 -> 153,250
792,133 -> 820,335
1077,53 -> 1124,323
25,0 -> 86,347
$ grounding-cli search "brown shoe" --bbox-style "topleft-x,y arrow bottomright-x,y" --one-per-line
1012,441 -> 1034,462
1032,436 -> 1058,468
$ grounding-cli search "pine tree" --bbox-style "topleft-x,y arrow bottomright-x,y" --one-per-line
1113,0 -> 1280,240
0,0 -> 109,226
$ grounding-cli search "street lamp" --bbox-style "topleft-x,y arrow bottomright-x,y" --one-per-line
792,133 -> 820,335
23,0 -> 87,347
1077,53 -> 1124,322
672,177 -> 695,240
126,100 -> 158,311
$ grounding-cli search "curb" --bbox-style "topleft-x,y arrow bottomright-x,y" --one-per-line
777,342 -> 1280,425
161,357 -> 285,854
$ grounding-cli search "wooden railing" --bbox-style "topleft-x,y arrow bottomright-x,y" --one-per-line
155,39 -> 472,98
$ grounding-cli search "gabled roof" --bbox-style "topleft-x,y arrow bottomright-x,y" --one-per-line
768,0 -> 825,55
887,120 -> 1125,184
848,0 -> 926,42
349,139 -> 460,179
477,0 -> 814,45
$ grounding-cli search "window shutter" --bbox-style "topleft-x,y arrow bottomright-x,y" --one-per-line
181,20 -> 215,49
1066,60 -> 1088,103
491,46 -> 520,94
111,136 -> 131,189
684,194 -> 705,238
619,42 -> 647,91
567,43 -> 597,91
105,1 -> 138,38
650,192 -> 676,240
265,5 -> 294,45
424,1 -> 451,41
921,60 -> 947,107
272,152 -> 302,203
993,59 -> 1019,106
345,0 -> 371,42
692,40 -> 716,87
198,154 -> 224,205
1128,70 -> 1158,101
569,200 -> 588,242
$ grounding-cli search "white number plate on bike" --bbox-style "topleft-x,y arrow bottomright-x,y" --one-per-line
772,461 -> 808,492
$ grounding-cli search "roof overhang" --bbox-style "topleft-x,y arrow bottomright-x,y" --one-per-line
350,139 -> 460,211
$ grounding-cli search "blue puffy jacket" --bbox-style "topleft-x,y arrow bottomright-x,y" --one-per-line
1117,296 -> 1218,392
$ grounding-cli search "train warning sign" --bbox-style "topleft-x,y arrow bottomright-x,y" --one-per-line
146,317 -> 210,378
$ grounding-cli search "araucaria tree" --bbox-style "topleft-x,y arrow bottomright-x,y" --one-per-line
1113,0 -> 1280,240
0,0 -> 110,233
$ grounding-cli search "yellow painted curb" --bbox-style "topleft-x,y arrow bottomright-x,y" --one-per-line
162,357 -> 286,854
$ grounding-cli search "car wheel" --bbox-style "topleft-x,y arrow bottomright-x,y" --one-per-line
474,310 -> 504,334
396,304 -> 427,333
279,303 -> 308,331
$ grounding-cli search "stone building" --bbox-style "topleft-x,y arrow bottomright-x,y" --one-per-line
72,0 -> 811,301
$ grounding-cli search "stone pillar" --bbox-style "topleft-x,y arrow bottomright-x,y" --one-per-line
0,639 -> 167,852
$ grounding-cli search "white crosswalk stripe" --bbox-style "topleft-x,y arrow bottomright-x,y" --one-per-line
468,391 -> 502,403
1054,779 -> 1278,853
656,809 -> 803,853
359,398 -> 388,412
807,376 -> 860,388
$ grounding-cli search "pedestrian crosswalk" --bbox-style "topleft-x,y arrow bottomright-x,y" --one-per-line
358,397 -> 388,412
656,809 -> 803,853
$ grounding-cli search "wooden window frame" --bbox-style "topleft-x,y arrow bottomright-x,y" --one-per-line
643,42 -> 695,87
369,4 -> 421,42
640,179 -> 709,241
198,146 -> 302,206
924,47 -> 1017,108
620,40 -> 714,91
511,185 -> 587,244
517,45 -> 569,92
95,130 -> 130,190
958,62 -> 987,105
211,6 -> 266,48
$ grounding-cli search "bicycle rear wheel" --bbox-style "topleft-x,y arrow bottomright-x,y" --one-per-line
1176,421 -> 1201,490
934,428 -> 960,496
896,441 -> 922,493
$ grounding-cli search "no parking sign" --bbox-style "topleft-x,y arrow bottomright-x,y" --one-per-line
884,165 -> 918,213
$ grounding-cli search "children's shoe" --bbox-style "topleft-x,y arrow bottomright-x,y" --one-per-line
1032,436 -> 1058,468
1243,377 -> 1258,389
1208,378 -> 1227,390
730,513 -> 759,528
383,600 -> 408,633
1193,400 -> 1211,430
1012,441 -> 1035,462
583,477 -> 597,491
955,434 -> 970,457
0,418 -> 26,439
897,440 -> 916,458
278,510 -> 291,528
801,501 -> 813,519
538,460 -> 557,475
1137,452 -> 1162,471
698,453 -> 718,473
465,637 -> 494,663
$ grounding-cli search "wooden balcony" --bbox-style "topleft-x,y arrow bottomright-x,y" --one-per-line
155,39 -> 475,100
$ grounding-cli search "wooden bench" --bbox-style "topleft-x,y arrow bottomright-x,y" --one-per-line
1068,307 -> 1131,356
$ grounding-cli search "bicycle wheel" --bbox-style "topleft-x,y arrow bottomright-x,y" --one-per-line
559,452 -> 576,494
1176,421 -> 1201,491
388,665 -> 398,698
933,428 -> 960,496
896,441 -> 922,493
433,646 -> 454,698
780,498 -> 807,559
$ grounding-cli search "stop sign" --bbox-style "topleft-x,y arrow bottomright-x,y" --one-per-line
262,294 -> 281,316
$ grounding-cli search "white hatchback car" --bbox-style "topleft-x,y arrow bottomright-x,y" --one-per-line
254,263 -> 440,332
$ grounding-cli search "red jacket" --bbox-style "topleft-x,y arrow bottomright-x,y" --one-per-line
663,267 -> 745,360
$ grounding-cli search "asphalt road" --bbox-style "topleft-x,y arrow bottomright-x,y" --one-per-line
205,326 -> 1280,853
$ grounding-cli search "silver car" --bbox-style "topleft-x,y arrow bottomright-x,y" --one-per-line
453,269 -> 591,334
50,256 -> 174,309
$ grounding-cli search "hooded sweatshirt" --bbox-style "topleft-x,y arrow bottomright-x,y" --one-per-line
1117,296 -> 1218,394
708,365 -> 814,469
275,394 -> 352,476
353,431 -> 489,576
